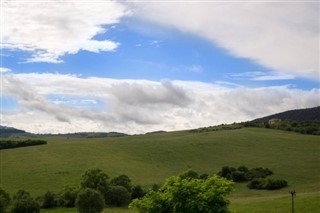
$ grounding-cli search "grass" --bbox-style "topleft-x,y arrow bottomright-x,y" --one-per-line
1,127 -> 319,212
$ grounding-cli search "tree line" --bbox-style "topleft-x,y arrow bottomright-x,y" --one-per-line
0,166 -> 287,213
0,140 -> 47,150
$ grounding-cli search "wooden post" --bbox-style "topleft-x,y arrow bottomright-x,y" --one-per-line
289,190 -> 296,213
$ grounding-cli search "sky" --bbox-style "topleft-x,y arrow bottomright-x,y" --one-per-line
1,0 -> 319,134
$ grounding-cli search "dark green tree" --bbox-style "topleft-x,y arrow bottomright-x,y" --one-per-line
40,191 -> 58,208
131,185 -> 145,200
111,174 -> 132,192
106,186 -> 131,207
179,169 -> 199,180
80,168 -> 110,201
75,188 -> 104,213
0,187 -> 10,213
59,185 -> 79,207
11,190 -> 40,213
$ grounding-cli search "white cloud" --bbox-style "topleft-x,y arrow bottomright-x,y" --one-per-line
2,1 -> 129,63
231,71 -> 295,81
0,67 -> 11,73
129,2 -> 319,80
2,72 -> 319,134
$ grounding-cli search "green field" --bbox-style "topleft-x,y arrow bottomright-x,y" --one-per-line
1,127 -> 319,212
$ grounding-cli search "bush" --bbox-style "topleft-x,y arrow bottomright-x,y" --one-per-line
218,166 -> 236,180
111,175 -> 132,192
247,179 -> 266,189
13,190 -> 31,200
106,186 -> 131,207
131,185 -> 145,200
76,188 -> 104,213
265,179 -> 288,190
39,191 -> 58,208
199,173 -> 209,179
231,171 -> 248,182
0,187 -> 10,213
59,186 -> 79,207
80,168 -> 110,201
11,190 -> 40,213
247,167 -> 273,179
179,169 -> 199,180
248,178 -> 288,190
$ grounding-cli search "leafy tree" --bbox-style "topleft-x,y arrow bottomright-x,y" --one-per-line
0,187 -> 10,213
131,185 -> 145,200
59,186 -> 79,207
130,175 -> 234,213
80,168 -> 110,201
76,188 -> 104,213
111,175 -> 132,192
11,190 -> 40,213
106,186 -> 131,207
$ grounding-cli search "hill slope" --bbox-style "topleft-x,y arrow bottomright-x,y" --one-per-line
0,125 -> 27,137
253,106 -> 320,122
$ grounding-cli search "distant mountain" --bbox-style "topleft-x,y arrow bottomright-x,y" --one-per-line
252,106 -> 320,123
0,125 -> 27,137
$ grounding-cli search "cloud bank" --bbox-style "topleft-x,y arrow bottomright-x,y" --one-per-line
130,1 -> 319,80
2,1 -> 129,63
2,72 -> 319,134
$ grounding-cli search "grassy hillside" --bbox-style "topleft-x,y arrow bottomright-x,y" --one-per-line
1,127 -> 319,212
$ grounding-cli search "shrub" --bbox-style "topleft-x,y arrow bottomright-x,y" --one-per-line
13,190 -> 31,200
111,175 -> 132,192
106,186 -> 131,207
131,185 -> 145,200
11,190 -> 40,213
199,173 -> 209,179
237,166 -> 249,173
0,187 -> 10,213
248,178 -> 288,190
39,191 -> 58,208
231,171 -> 248,182
247,167 -> 273,179
218,166 -> 236,180
179,169 -> 199,179
151,184 -> 160,192
265,179 -> 288,190
247,179 -> 266,189
76,188 -> 104,213
59,186 -> 79,207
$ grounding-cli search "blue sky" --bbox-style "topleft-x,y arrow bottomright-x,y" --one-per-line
1,1 -> 319,133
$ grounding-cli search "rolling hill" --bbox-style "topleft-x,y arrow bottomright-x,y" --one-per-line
0,125 -> 27,137
1,127 -> 319,213
252,106 -> 320,122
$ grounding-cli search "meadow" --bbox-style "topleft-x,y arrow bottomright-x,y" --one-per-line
1,127 -> 319,212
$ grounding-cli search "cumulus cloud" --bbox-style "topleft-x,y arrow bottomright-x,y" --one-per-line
2,0 -> 129,63
129,1 -> 319,80
2,72 -> 319,134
